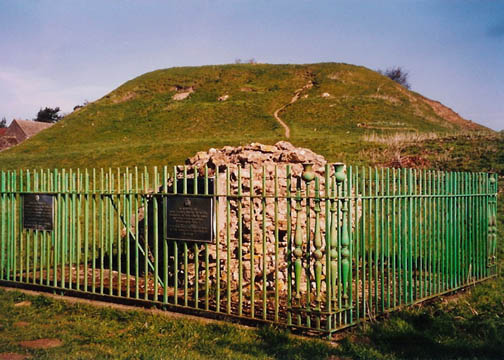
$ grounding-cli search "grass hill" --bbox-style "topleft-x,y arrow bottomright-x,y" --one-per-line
0,63 -> 492,170
0,63 -> 503,359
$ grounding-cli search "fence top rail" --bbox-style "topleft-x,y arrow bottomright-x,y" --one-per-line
0,165 -> 497,175
0,164 -> 498,198
0,190 -> 498,199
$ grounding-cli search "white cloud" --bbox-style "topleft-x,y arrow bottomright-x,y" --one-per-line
0,67 -> 109,122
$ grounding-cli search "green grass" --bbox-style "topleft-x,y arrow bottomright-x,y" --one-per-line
1,276 -> 503,359
0,63 -> 489,171
0,62 -> 502,359
0,183 -> 502,359
0,288 -> 339,360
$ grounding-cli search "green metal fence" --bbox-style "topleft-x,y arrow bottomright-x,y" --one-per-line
0,164 -> 498,336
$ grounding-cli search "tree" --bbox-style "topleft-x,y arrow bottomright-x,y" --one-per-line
0,117 -> 6,128
378,66 -> 411,89
35,107 -> 62,123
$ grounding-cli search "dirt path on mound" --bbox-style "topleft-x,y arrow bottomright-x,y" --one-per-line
273,81 -> 313,138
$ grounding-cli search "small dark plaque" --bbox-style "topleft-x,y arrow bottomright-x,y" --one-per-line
23,194 -> 54,231
165,195 -> 214,243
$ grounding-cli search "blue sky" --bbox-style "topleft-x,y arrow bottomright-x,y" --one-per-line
0,0 -> 502,130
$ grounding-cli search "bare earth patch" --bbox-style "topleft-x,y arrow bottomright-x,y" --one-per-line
172,87 -> 194,101
13,301 -> 31,307
111,91 -> 136,104
422,96 -> 482,130
273,80 -> 313,138
0,353 -> 31,360
18,339 -> 62,349
13,322 -> 29,328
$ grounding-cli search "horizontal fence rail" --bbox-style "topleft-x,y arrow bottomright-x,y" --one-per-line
0,164 -> 498,336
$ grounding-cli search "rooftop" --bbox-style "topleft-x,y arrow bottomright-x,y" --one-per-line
12,119 -> 53,137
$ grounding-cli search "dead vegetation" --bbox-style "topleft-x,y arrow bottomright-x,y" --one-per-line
360,131 -> 501,169
362,132 -> 441,146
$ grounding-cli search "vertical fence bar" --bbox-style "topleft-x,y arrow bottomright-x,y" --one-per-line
354,166 -> 360,321
261,166 -> 267,320
294,174 -> 302,326
313,176 -> 322,330
107,170 -> 113,296
1,171 -> 5,280
21,170 -> 27,284
172,166 -> 178,305
323,164 -> 331,331
226,165 -> 231,315
361,166 -> 367,319
274,165 -> 280,322
302,164 -> 313,328
193,166 -> 199,308
204,165 -> 209,310
116,168 -> 122,296
250,164 -> 255,318
464,172 -> 469,284
69,169 -> 74,289
162,166 -> 168,304
215,165 -> 221,312
14,171 -> 18,283
368,167 -> 373,315
153,167 -> 159,302
238,166 -> 243,315
7,171 -> 11,282
373,167 -> 378,311
126,168 -> 132,298
386,167 -> 391,310
99,169 -> 105,294
143,168 -> 149,300
392,168 -> 397,306
84,169 -> 89,290
348,165 -> 353,324
379,167 -> 384,312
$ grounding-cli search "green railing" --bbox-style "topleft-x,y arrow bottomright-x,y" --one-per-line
0,165 -> 498,336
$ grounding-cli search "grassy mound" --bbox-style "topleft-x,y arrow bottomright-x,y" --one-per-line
0,63 -> 489,170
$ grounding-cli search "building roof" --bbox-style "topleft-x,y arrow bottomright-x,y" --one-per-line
11,119 -> 53,138
0,128 -> 6,136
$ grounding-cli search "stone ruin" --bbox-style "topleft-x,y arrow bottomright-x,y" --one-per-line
135,141 -> 347,295
181,141 -> 334,292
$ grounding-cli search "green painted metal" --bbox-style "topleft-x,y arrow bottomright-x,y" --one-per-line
0,165 -> 498,336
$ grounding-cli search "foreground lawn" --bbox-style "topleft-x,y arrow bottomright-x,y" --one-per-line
0,275 -> 503,360
0,288 -> 338,360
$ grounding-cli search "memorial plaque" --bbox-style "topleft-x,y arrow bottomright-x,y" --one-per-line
23,194 -> 54,231
165,195 -> 214,243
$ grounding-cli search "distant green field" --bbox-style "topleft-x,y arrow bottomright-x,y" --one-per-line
0,63 -> 488,170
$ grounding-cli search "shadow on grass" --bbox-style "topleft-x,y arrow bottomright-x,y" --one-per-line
196,277 -> 504,360
193,324 -> 340,360
340,295 -> 504,360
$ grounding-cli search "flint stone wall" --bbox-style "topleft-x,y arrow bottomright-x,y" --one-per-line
181,141 -> 339,292
135,141 -> 355,294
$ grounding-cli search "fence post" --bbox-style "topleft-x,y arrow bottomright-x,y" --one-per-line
333,163 -> 350,306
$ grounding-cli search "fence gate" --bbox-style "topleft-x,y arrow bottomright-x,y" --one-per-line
0,165 -> 498,336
